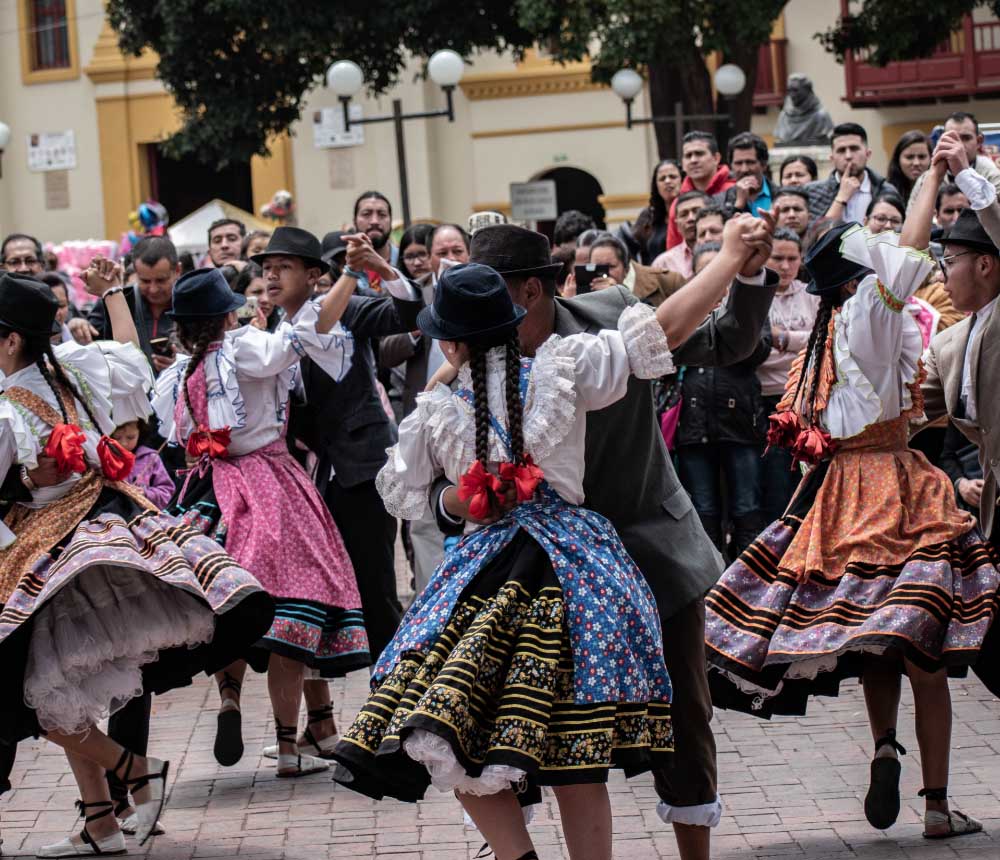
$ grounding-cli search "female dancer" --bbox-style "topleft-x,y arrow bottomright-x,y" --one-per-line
0,262 -> 272,857
705,156 -> 998,839
334,214 -> 771,860
153,262 -> 369,777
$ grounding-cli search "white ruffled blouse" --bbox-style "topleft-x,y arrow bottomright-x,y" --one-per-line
152,303 -> 353,457
0,340 -> 154,547
822,227 -> 933,439
376,303 -> 674,520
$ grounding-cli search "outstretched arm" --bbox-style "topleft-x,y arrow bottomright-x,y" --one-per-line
84,258 -> 140,348
902,134 -> 950,250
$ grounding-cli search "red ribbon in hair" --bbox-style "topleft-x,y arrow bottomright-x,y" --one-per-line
97,435 -> 135,481
791,426 -> 835,469
764,410 -> 802,456
44,423 -> 87,474
499,456 -> 545,503
457,460 -> 503,521
186,424 -> 232,460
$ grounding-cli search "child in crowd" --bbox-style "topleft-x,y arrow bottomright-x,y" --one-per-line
111,420 -> 175,508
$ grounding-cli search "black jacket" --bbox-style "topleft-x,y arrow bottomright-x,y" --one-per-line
675,323 -> 772,448
288,290 -> 422,490
804,168 -> 898,220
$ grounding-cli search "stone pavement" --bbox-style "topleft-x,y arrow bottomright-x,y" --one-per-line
5,558 -> 1000,859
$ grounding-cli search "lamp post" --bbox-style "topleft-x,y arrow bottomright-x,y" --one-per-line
0,122 -> 10,180
611,64 -> 746,156
327,50 -> 465,228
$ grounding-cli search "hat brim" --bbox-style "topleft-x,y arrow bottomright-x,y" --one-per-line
939,238 -> 999,256
250,250 -> 331,275
166,293 -> 246,320
480,261 -> 565,278
806,265 -> 873,295
0,314 -> 56,337
416,304 -> 527,344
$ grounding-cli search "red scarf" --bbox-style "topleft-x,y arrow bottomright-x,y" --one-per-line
665,165 -> 735,249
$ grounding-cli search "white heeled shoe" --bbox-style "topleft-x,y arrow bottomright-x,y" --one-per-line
37,801 -> 125,857
112,750 -> 169,847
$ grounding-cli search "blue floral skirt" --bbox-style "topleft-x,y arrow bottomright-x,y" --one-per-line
333,498 -> 673,802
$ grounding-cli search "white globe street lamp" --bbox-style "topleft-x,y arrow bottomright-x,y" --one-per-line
427,49 -> 465,88
714,63 -> 747,97
610,69 -> 644,102
326,60 -> 364,98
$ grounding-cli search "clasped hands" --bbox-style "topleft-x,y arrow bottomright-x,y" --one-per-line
722,210 -> 776,277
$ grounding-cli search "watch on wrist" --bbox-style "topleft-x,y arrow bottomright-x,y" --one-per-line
102,285 -> 125,301
344,267 -> 366,280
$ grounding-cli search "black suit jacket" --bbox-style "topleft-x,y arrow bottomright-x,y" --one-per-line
289,291 -> 423,490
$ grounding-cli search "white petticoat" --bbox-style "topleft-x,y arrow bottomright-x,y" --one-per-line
24,566 -> 216,734
403,729 -> 527,796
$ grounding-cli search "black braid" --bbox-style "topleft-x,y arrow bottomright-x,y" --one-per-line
504,332 -> 525,465
177,318 -> 226,427
470,345 -> 490,467
25,337 -> 104,433
790,296 -> 835,421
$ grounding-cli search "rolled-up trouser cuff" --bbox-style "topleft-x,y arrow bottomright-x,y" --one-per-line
656,796 -> 723,828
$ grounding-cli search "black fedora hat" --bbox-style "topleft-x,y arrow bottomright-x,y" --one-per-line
0,273 -> 59,337
168,268 -> 245,320
941,208 -> 999,256
250,226 -> 330,274
804,222 -> 873,296
469,224 -> 563,278
321,230 -> 349,264
417,263 -> 526,346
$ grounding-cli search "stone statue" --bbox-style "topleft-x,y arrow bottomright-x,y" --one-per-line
774,74 -> 835,146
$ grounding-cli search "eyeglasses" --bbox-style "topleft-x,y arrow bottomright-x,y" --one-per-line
868,214 -> 903,228
403,251 -> 429,263
2,257 -> 42,269
940,250 -> 975,272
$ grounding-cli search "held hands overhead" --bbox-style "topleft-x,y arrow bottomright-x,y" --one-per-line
722,210 -> 776,277
83,256 -> 124,298
932,129 -> 969,178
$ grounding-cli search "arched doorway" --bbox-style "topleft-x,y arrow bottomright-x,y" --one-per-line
533,167 -> 606,241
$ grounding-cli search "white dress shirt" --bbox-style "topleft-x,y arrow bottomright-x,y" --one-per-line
961,296 -> 997,422
844,171 -> 872,225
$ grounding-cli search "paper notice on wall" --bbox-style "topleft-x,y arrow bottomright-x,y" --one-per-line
313,106 -> 364,149
27,130 -> 77,172
328,148 -> 356,189
44,170 -> 70,209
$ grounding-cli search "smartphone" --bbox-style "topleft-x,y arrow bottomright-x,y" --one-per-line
149,336 -> 173,357
236,295 -> 259,323
574,263 -> 610,294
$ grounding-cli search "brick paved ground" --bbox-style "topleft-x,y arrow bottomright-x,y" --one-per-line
5,566 -> 1000,859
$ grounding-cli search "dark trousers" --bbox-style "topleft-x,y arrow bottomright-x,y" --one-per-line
677,442 -> 762,520
760,394 -> 801,522
323,478 -> 403,659
105,693 -> 152,805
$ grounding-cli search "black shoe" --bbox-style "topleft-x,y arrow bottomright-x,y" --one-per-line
864,729 -> 906,830
213,672 -> 244,767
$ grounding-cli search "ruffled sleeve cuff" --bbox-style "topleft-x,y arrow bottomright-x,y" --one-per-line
100,342 -> 154,426
956,167 -> 997,211
617,302 -> 675,379
375,445 -> 429,520
285,303 -> 355,383
841,228 -> 934,307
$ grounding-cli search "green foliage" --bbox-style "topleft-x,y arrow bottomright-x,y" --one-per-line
818,0 -> 1000,65
108,0 -> 787,165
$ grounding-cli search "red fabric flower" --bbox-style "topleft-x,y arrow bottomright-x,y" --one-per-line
764,410 -> 802,455
97,435 -> 135,481
499,457 -> 545,502
44,423 -> 87,474
186,424 -> 232,460
791,426 -> 835,468
457,460 -> 502,521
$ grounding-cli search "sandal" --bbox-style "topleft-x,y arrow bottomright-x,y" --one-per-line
274,719 -> 329,778
113,750 -> 169,846
921,787 -> 983,840
37,801 -> 126,857
864,729 -> 905,830
262,705 -> 339,760
214,672 -> 244,767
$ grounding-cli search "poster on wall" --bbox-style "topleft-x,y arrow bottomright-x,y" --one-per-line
312,106 -> 364,149
27,130 -> 77,172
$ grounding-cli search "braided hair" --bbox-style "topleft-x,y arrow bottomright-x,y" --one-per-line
469,344 -> 490,467
503,331 -> 526,466
176,317 -> 226,427
789,294 -> 838,421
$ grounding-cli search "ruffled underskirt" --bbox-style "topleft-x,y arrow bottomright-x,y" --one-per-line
24,566 -> 215,734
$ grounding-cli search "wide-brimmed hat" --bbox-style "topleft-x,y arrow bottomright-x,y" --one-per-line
0,273 -> 59,337
941,208 -> 999,256
469,224 -> 563,278
167,268 -> 245,320
804,221 -> 873,296
321,230 -> 349,264
416,263 -> 526,346
250,226 -> 330,274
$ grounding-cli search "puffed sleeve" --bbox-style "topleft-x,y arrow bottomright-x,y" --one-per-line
150,356 -> 189,445
0,400 -> 39,548
230,303 -> 354,382
374,388 -> 445,520
54,341 -> 153,433
545,303 -> 675,412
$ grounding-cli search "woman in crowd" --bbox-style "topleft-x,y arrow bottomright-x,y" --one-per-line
673,242 -> 772,560
153,264 -> 369,776
333,215 -> 770,860
779,155 -> 818,187
648,159 -> 683,259
232,262 -> 281,331
398,223 -> 436,284
864,193 -> 906,235
756,228 -> 819,521
0,263 -> 272,857
240,230 -> 271,260
888,130 -> 932,207
705,160 -> 999,840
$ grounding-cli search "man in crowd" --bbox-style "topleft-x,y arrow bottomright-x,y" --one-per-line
427,223 -> 471,276
773,187 -> 812,239
0,233 -> 45,276
717,132 -> 773,218
552,209 -> 596,255
656,191 -> 710,278
694,205 -> 726,246
76,235 -> 179,374
935,184 -> 970,233
207,218 -> 245,267
433,220 -> 778,860
666,132 -> 736,248
352,191 -> 398,292
909,111 -> 1000,213
805,122 -> 898,221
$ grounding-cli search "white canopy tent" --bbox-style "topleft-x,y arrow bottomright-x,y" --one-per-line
167,199 -> 271,257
